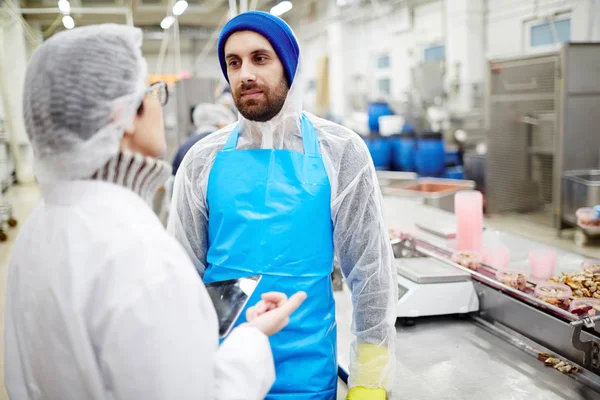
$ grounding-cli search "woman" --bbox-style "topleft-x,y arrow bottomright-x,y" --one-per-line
4,23 -> 305,400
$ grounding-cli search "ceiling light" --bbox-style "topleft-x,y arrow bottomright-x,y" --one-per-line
58,0 -> 70,15
172,0 -> 188,16
62,15 -> 75,30
270,1 -> 292,17
160,16 -> 175,30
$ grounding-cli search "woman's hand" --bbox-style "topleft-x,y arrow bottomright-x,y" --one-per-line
245,291 -> 307,336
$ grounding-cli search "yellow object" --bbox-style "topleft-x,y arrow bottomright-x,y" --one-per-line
353,344 -> 389,387
346,387 -> 386,400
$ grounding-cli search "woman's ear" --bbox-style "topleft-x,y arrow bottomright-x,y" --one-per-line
123,119 -> 136,137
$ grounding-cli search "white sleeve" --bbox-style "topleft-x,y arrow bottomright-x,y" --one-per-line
331,139 -> 397,391
100,270 -> 274,400
167,162 -> 209,277
215,325 -> 275,399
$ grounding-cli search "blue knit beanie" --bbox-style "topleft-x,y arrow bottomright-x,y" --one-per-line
217,11 -> 300,87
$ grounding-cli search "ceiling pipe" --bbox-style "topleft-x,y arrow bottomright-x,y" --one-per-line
228,0 -> 237,18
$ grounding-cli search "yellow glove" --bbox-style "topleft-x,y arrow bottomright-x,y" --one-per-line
353,344 -> 389,387
346,387 -> 386,400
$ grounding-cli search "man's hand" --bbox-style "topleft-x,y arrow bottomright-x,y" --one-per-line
245,291 -> 307,336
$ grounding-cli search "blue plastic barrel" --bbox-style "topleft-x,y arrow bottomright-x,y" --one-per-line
364,136 -> 392,170
416,132 -> 446,177
444,166 -> 465,180
397,132 -> 416,172
390,137 -> 402,171
445,151 -> 462,167
367,102 -> 394,133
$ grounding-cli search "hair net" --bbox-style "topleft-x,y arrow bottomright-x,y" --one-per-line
168,29 -> 396,394
192,103 -> 236,132
23,24 -> 147,183
216,92 -> 237,114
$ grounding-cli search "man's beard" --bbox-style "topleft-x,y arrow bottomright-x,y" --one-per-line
233,78 -> 288,122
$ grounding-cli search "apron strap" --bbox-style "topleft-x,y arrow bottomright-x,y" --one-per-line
222,114 -> 320,156
300,112 -> 320,157
222,123 -> 241,151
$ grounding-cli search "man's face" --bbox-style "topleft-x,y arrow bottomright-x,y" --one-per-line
224,31 -> 288,122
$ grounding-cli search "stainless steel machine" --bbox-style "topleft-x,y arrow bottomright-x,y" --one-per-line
485,43 -> 600,230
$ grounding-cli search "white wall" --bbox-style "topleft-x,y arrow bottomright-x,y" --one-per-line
0,9 -> 35,183
486,0 -> 593,58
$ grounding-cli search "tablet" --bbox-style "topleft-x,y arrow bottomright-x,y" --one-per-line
204,275 -> 262,338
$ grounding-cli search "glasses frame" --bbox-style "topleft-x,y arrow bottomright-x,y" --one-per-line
147,81 -> 169,106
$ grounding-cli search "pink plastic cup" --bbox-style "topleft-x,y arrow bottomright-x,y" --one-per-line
455,190 -> 483,253
529,249 -> 557,282
483,245 -> 511,269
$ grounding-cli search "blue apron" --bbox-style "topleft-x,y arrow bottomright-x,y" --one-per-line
204,113 -> 337,399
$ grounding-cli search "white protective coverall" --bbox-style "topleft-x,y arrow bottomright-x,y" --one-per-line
4,24 -> 275,400
168,43 -> 398,392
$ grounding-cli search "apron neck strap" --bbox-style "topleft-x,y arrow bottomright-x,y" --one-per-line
222,113 -> 320,156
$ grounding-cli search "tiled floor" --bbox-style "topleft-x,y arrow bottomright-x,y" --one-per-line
1,183 -> 599,399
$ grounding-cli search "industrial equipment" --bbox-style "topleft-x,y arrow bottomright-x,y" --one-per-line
485,43 -> 600,232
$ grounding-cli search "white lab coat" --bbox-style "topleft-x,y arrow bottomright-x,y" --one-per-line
4,180 -> 275,400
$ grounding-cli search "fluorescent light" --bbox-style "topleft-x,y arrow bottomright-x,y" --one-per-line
160,16 -> 175,30
172,0 -> 188,16
62,15 -> 75,29
270,1 -> 292,17
58,0 -> 70,15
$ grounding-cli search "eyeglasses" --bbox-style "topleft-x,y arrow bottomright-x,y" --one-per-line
146,81 -> 169,106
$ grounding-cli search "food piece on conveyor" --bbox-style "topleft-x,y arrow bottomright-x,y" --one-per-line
534,283 -> 572,309
451,251 -> 482,271
496,269 -> 528,290
569,297 -> 600,317
544,357 -> 561,367
542,356 -> 580,374
582,259 -> 600,274
549,269 -> 600,298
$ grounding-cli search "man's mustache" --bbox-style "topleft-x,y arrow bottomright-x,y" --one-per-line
239,82 -> 262,92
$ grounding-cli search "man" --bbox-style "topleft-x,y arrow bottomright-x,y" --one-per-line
168,11 -> 396,400
171,102 -> 236,176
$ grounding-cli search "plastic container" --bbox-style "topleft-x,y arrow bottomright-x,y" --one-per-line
398,132 -> 416,172
378,115 -> 404,137
582,259 -> 600,273
569,298 -> 600,316
368,102 -> 394,133
496,269 -> 528,290
576,207 -> 600,232
364,136 -> 392,170
444,166 -> 465,180
390,137 -> 402,171
445,145 -> 462,167
483,245 -> 511,269
455,190 -> 483,253
534,283 -> 572,309
415,132 -> 446,177
452,250 -> 482,271
529,249 -> 557,282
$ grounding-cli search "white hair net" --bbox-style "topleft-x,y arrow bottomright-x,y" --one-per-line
23,24 -> 147,183
168,38 -> 396,393
192,103 -> 236,132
